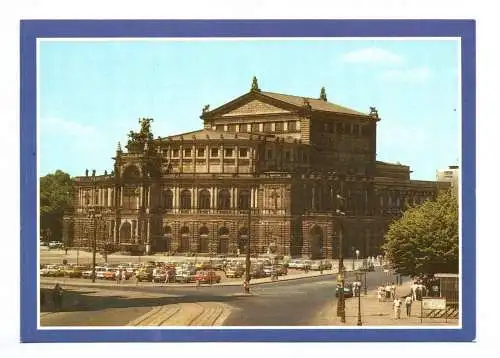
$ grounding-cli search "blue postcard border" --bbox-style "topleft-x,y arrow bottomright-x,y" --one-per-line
20,19 -> 476,343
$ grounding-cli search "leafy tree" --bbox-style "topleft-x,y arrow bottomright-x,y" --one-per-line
382,189 -> 459,276
40,170 -> 72,243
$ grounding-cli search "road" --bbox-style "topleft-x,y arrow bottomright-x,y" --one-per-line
41,269 -> 398,326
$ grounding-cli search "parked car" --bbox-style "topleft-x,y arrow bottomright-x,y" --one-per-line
276,264 -> 288,276
175,270 -> 195,283
153,268 -> 176,283
310,261 -> 332,271
82,267 -> 106,279
335,283 -> 354,298
135,268 -> 154,282
225,265 -> 245,278
194,270 -> 221,284
48,241 -> 64,250
63,265 -> 86,278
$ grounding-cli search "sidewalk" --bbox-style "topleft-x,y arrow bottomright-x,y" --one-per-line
313,281 -> 459,326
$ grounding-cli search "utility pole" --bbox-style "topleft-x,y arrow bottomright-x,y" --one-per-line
90,209 -> 97,283
244,192 -> 251,294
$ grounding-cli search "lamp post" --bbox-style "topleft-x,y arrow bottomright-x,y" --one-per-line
356,270 -> 363,326
364,268 -> 368,296
244,191 -> 251,294
88,208 -> 103,283
336,194 -> 346,323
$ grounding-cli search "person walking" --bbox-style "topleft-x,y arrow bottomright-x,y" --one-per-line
115,269 -> 121,285
405,295 -> 413,317
391,282 -> 396,299
52,284 -> 63,311
393,297 -> 402,319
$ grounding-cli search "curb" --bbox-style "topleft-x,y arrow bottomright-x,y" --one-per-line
40,271 -> 338,290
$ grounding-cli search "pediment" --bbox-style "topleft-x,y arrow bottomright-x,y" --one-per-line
221,99 -> 292,117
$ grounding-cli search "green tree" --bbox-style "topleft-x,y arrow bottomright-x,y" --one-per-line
40,170 -> 72,243
382,189 -> 459,276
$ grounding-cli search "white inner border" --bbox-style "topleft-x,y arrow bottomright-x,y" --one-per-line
36,36 -> 463,331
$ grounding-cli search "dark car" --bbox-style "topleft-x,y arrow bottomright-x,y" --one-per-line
335,283 -> 354,298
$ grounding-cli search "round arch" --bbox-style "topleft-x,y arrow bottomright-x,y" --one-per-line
217,227 -> 230,254
198,226 -> 209,253
310,225 -> 324,259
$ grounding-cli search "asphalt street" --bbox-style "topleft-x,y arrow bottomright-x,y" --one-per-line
41,269 -> 398,326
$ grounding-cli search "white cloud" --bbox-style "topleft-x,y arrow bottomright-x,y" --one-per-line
378,67 -> 431,83
341,47 -> 404,65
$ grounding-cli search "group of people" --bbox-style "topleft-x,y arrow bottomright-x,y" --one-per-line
114,269 -> 127,284
393,295 -> 414,319
377,282 -> 397,302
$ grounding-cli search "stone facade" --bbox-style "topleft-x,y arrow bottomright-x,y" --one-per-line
63,79 -> 447,259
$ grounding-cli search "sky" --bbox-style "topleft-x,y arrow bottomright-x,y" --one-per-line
39,39 -> 460,180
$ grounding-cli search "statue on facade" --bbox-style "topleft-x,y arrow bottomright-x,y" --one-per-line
202,104 -> 210,114
319,87 -> 327,101
126,118 -> 155,153
302,98 -> 312,112
251,76 -> 261,92
85,169 -> 89,176
369,106 -> 379,118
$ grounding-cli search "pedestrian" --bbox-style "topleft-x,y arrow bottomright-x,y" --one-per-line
393,297 -> 402,319
405,295 -> 413,317
40,289 -> 45,307
319,261 -> 323,275
152,267 -> 157,286
52,284 -> 63,311
391,282 -> 396,299
115,269 -> 121,284
120,269 -> 126,284
377,287 -> 383,302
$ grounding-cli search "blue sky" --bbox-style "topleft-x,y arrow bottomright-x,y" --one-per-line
39,39 -> 459,180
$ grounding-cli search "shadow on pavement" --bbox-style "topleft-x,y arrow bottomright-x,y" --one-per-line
40,287 -> 246,314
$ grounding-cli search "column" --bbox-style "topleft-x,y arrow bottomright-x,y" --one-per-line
206,144 -> 210,173
139,187 -> 143,209
180,144 -> 184,173
214,187 -> 219,209
193,186 -> 198,209
235,145 -> 239,173
220,143 -> 224,173
120,187 -> 123,207
147,186 -> 151,208
192,187 -> 196,210
114,220 -> 118,243
193,144 -> 196,174
175,187 -> 180,210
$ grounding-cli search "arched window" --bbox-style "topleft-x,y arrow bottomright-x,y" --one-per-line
198,189 -> 211,209
238,189 -> 250,210
123,187 -> 139,209
180,189 -> 192,209
163,189 -> 173,209
218,189 -> 231,210
217,227 -> 230,254
199,226 -> 209,253
179,226 -> 190,252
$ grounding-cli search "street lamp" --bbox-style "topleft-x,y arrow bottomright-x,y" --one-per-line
356,270 -> 363,326
244,191 -> 252,294
87,208 -> 103,283
336,194 -> 346,323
